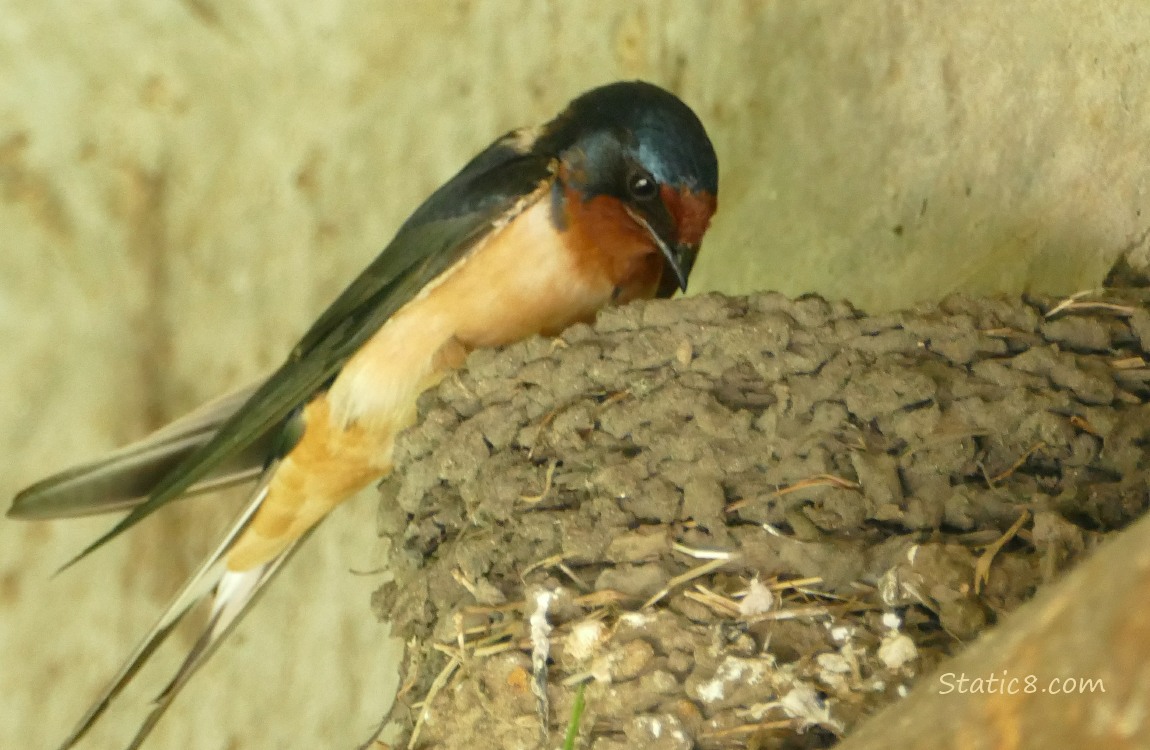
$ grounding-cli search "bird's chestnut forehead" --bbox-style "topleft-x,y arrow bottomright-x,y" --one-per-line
661,184 -> 717,247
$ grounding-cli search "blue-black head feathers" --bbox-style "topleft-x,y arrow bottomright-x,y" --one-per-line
537,81 -> 719,196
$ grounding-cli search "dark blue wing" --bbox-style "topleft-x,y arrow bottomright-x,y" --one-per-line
56,131 -> 553,564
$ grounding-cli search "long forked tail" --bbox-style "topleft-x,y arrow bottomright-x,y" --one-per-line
56,481 -> 314,750
9,379 -> 271,521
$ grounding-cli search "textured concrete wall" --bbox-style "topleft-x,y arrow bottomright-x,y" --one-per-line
2,2 -> 1148,748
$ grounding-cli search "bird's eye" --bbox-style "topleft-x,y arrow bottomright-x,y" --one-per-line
627,171 -> 658,201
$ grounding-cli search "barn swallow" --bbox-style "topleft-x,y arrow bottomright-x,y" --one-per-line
9,80 -> 718,749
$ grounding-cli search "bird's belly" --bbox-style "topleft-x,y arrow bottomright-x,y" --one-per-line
225,315 -> 462,570
227,197 -> 613,570
331,195 -> 614,424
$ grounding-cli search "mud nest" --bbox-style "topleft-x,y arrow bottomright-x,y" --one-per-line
372,289 -> 1150,749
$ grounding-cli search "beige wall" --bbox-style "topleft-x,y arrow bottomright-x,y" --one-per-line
2,2 -> 1148,748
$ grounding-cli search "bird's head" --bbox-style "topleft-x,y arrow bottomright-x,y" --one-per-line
535,81 -> 719,296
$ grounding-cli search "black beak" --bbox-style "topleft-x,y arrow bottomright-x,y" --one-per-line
624,206 -> 696,293
659,242 -> 696,292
